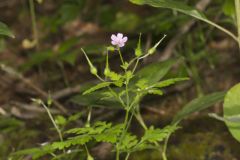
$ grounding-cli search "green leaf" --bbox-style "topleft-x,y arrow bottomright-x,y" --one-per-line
223,83 -> 240,143
108,71 -> 122,81
130,0 -> 206,19
68,112 -> 82,122
125,71 -> 133,83
12,145 -> 55,159
55,115 -> 67,126
136,79 -> 148,90
131,125 -> 178,152
66,122 -> 123,144
83,82 -> 112,95
121,62 -> 129,70
66,121 -> 112,135
0,22 -> 14,38
147,89 -> 163,96
223,0 -> 235,17
118,133 -> 138,152
129,0 -> 237,41
94,124 -> 124,143
52,135 -> 92,150
71,92 -> 122,109
141,125 -> 178,143
20,50 -> 54,71
131,59 -> 177,86
153,77 -> 189,88
173,91 -> 226,124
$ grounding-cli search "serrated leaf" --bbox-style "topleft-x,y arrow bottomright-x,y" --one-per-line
94,124 -> 124,143
121,62 -> 129,70
223,83 -> 240,143
113,79 -> 124,87
0,22 -> 14,38
108,71 -> 122,81
66,121 -> 111,135
52,135 -> 92,150
141,125 -> 178,143
12,145 -> 55,159
173,91 -> 226,124
118,133 -> 138,152
136,79 -> 148,90
125,71 -> 133,83
83,82 -> 112,95
130,125 -> 178,152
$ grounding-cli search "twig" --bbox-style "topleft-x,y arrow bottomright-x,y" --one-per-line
0,64 -> 68,114
52,85 -> 82,100
52,80 -> 99,100
11,101 -> 60,114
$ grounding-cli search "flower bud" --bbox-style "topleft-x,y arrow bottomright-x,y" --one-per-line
90,66 -> 97,75
104,67 -> 110,77
148,47 -> 156,55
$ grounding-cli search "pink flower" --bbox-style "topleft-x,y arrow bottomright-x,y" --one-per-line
111,33 -> 128,48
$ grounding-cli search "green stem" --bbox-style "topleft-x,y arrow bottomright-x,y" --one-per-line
85,144 -> 93,160
123,110 -> 130,131
201,18 -> 238,42
117,48 -> 125,65
125,153 -> 130,160
86,107 -> 92,127
125,82 -> 129,107
162,134 -> 170,160
135,110 -> 148,130
116,148 -> 120,160
116,109 -> 130,160
235,0 -> 240,49
29,0 -> 39,49
41,102 -> 63,142
132,58 -> 139,74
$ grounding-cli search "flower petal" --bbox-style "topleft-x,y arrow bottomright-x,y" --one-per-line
111,40 -> 117,45
117,33 -> 123,39
122,37 -> 128,43
111,34 -> 117,41
118,42 -> 125,47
